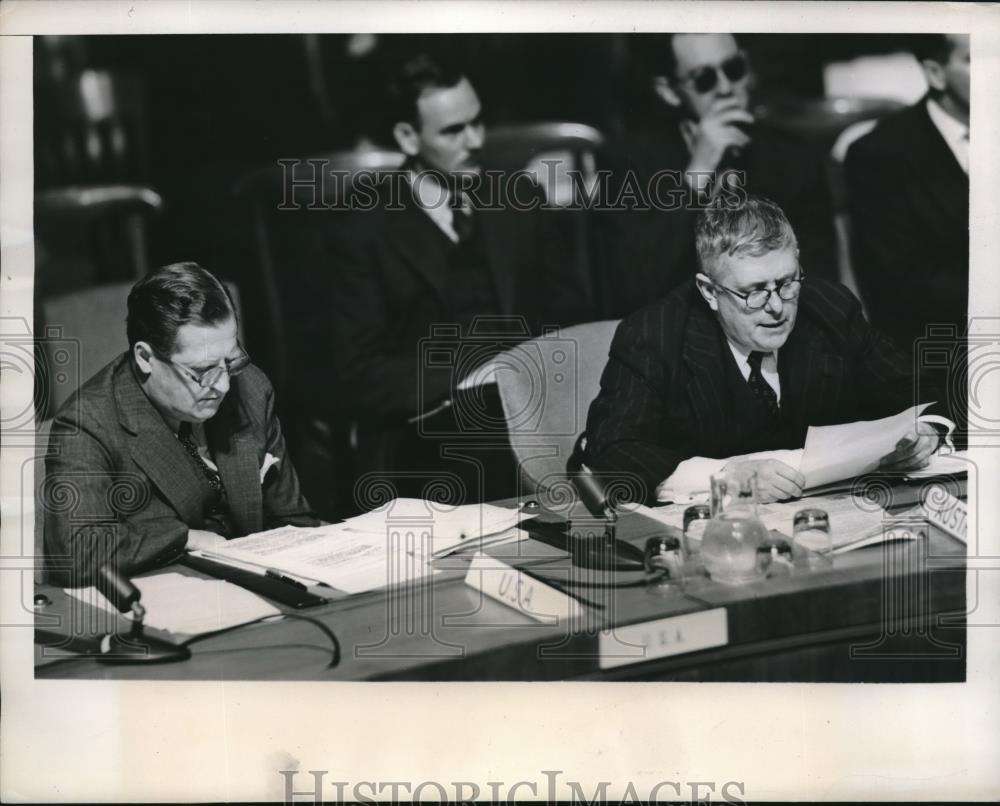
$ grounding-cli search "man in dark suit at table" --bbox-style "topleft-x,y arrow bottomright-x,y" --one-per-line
599,33 -> 837,317
582,196 -> 941,506
845,35 -> 969,443
43,262 -> 318,586
318,54 -> 586,502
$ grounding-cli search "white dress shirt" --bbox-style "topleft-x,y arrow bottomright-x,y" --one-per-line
408,170 -> 470,242
926,97 -> 969,174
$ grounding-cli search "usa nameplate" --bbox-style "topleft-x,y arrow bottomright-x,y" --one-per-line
464,553 -> 583,624
921,484 -> 968,543
598,609 -> 728,670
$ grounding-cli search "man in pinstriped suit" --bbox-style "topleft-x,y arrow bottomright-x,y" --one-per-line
582,196 -> 942,506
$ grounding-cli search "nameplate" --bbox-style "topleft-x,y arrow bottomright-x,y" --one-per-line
464,553 -> 583,624
598,609 -> 728,670
921,484 -> 968,543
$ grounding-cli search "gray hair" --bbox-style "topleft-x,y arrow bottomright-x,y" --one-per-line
695,195 -> 799,277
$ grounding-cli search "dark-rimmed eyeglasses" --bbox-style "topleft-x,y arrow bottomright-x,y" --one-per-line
678,52 -> 750,95
153,343 -> 250,388
713,272 -> 804,311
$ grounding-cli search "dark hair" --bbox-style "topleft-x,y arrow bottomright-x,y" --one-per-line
910,34 -> 955,66
384,53 -> 465,136
636,32 -> 743,81
127,262 -> 236,355
696,195 -> 798,277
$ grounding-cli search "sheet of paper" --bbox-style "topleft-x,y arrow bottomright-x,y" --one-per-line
65,573 -> 280,636
343,499 -> 533,551
799,403 -> 932,489
200,523 -> 439,595
904,450 -> 970,479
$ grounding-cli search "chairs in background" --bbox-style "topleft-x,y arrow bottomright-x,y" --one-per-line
35,67 -> 162,294
479,122 -> 606,314
492,319 -> 620,512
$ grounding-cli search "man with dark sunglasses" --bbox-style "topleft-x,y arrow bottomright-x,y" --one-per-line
598,33 -> 836,317
43,262 -> 318,585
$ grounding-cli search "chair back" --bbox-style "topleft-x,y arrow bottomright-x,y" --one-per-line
480,122 -> 606,315
37,281 -> 243,418
493,319 -> 620,510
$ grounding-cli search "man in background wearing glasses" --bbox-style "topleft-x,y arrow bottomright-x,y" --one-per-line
600,33 -> 836,316
582,197 -> 940,505
43,262 -> 318,585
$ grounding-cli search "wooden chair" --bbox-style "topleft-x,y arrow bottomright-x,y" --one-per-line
35,69 -> 162,294
479,122 -> 606,312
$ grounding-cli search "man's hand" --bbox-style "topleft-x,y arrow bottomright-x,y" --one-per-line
684,98 -> 755,176
721,458 -> 805,503
879,421 -> 940,472
185,528 -> 227,553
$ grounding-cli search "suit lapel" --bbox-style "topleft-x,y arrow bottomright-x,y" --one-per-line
114,361 -> 209,526
777,315 -> 842,428
478,209 -> 517,315
911,101 -> 969,229
385,179 -> 452,306
207,396 -> 262,535
681,304 -> 730,454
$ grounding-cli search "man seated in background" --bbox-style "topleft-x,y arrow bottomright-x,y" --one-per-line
315,54 -> 586,503
599,33 -> 836,317
846,33 -> 969,441
43,262 -> 318,586
582,196 -> 941,506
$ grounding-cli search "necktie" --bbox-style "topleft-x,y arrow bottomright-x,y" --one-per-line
177,423 -> 233,536
747,351 -> 779,417
177,423 -> 225,499
451,202 -> 476,245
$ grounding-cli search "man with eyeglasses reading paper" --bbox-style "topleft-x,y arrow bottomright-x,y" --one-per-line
582,197 -> 942,505
43,263 -> 318,586
600,33 -> 836,316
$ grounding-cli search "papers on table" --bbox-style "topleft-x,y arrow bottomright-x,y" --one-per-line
65,573 -> 280,636
196,501 -> 534,595
905,450 -> 970,480
799,403 -> 933,489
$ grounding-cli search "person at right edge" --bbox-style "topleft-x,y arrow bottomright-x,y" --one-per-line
846,34 -> 969,446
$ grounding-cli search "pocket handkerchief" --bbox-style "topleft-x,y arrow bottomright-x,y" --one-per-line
260,452 -> 280,484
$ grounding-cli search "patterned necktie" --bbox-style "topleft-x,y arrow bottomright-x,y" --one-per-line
177,422 -> 225,499
747,351 -> 780,417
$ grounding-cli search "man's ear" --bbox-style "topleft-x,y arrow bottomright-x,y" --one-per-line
920,59 -> 947,93
652,75 -> 683,109
392,121 -> 421,157
695,272 -> 719,311
133,341 -> 154,375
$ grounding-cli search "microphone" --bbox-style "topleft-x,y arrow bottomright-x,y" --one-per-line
567,448 -> 645,572
92,565 -> 191,664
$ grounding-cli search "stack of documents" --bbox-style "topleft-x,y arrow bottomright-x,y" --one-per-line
65,573 -> 280,636
196,500 -> 534,595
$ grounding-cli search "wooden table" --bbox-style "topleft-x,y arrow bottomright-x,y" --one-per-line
34,485 -> 967,682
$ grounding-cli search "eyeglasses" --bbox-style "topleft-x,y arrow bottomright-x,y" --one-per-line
678,52 -> 750,94
154,343 -> 250,388
713,273 -> 804,310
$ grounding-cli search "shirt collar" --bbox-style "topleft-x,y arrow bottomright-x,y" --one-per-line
726,340 -> 778,372
926,97 -> 969,147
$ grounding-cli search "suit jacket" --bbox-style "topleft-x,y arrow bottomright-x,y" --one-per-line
43,355 -> 318,585
582,279 -> 936,503
598,118 -> 838,317
845,98 -> 969,351
316,173 -> 588,421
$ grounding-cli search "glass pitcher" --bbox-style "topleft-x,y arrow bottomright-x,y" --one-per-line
701,470 -> 769,585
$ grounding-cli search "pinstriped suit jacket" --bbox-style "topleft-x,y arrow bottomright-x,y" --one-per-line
43,354 -> 318,586
582,279 -> 933,503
